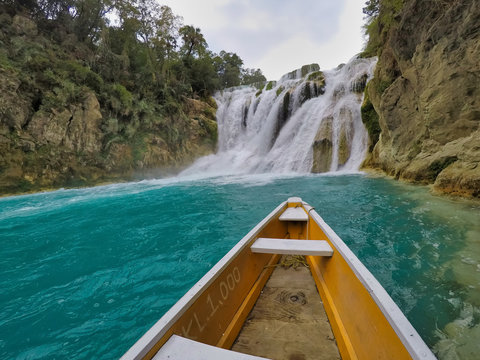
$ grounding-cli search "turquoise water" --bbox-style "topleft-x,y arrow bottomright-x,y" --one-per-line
0,174 -> 479,359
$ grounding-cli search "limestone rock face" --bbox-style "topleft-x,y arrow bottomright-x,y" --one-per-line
312,117 -> 333,173
0,69 -> 30,130
338,109 -> 354,166
68,93 -> 103,153
364,0 -> 480,197
28,92 -> 103,153
0,90 -> 217,195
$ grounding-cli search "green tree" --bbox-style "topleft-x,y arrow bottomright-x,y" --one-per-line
215,51 -> 243,88
241,68 -> 266,86
361,0 -> 404,57
186,51 -> 220,97
179,25 -> 207,58
1,0 -> 39,14
363,0 -> 379,17
37,0 -> 74,19
71,0 -> 115,42
152,5 -> 181,59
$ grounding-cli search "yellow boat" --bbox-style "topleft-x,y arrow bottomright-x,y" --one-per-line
122,197 -> 436,360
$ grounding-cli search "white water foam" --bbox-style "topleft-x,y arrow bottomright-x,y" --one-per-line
182,56 -> 377,177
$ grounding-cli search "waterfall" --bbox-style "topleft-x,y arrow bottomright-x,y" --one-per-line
182,57 -> 377,176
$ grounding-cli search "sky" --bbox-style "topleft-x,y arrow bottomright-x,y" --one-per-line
161,0 -> 366,81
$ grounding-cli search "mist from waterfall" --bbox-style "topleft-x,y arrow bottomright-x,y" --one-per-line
182,57 -> 377,176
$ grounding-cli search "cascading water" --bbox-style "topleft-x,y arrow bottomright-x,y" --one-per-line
182,57 -> 377,176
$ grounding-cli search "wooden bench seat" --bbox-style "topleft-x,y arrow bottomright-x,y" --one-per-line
279,207 -> 308,222
250,238 -> 334,257
153,335 -> 270,360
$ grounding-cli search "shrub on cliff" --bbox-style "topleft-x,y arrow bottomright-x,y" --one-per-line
361,0 -> 404,57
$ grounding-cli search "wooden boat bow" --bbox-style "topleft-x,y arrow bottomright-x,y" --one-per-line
121,197 -> 436,360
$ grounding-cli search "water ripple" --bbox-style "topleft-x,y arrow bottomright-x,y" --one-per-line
0,174 -> 479,359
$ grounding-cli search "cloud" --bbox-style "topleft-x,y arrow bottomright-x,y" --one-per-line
161,0 -> 231,30
221,0 -> 342,37
160,0 -> 365,80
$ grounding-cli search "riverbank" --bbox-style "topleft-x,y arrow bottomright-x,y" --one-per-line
3,169 -> 480,209
361,167 -> 480,201
360,0 -> 480,199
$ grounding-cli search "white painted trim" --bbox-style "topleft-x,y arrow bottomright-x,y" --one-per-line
121,201 -> 287,360
152,335 -> 271,360
251,238 -> 333,256
287,197 -> 303,204
301,201 -> 437,360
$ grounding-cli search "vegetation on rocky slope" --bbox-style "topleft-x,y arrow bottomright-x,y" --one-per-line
0,1 -> 266,195
360,0 -> 480,198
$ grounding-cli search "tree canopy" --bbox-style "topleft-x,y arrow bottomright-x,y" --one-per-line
2,0 -> 266,100
361,0 -> 403,57
363,0 -> 379,17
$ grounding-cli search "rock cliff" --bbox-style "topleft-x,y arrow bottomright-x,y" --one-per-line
0,13 -> 217,195
362,0 -> 480,198
0,80 -> 217,194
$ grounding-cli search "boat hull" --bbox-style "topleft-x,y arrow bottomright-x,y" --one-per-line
122,198 -> 436,360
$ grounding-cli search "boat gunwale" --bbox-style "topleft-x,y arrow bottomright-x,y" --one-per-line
121,200 -> 288,360
303,201 -> 436,360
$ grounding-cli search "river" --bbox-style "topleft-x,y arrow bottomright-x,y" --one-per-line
0,174 -> 479,359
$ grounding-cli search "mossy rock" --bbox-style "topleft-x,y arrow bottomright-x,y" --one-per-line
276,86 -> 284,97
375,79 -> 394,94
425,156 -> 458,182
301,64 -> 320,78
312,138 -> 332,173
285,64 -> 320,80
306,71 -> 326,96
311,117 -> 333,173
251,81 -> 266,90
338,129 -> 350,165
197,117 -> 218,146
300,80 -> 325,104
272,91 -> 292,143
282,91 -> 291,122
300,83 -> 312,104
351,73 -> 368,93
361,82 -> 381,152
202,105 -> 216,121
265,81 -> 275,91
307,71 -> 324,82
205,96 -> 218,109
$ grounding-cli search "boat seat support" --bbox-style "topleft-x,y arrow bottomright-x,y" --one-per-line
251,238 -> 334,257
153,335 -> 270,360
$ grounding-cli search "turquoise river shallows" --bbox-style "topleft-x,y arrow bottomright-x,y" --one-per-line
0,174 -> 479,360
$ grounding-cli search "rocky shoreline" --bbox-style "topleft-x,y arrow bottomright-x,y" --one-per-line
360,0 -> 480,198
